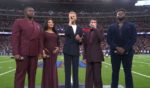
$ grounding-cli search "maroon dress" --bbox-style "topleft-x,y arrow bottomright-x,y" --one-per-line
41,32 -> 59,88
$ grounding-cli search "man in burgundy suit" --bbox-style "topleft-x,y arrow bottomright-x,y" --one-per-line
11,7 -> 43,88
83,18 -> 104,88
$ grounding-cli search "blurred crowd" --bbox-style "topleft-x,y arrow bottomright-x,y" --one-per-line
0,35 -> 12,55
0,8 -> 150,32
0,35 -> 150,56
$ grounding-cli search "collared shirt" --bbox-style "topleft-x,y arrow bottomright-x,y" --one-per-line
71,24 -> 77,34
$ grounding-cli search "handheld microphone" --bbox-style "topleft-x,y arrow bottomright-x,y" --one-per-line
11,56 -> 24,60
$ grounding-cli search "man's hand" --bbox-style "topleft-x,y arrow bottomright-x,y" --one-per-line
14,54 -> 22,60
75,34 -> 82,42
43,52 -> 47,58
69,17 -> 74,26
38,54 -> 43,59
83,59 -> 87,64
116,47 -> 125,55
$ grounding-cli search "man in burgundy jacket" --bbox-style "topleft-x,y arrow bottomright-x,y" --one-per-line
83,18 -> 104,88
11,7 -> 43,88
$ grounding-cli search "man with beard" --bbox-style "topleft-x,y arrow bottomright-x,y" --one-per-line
83,18 -> 104,88
107,9 -> 137,88
11,7 -> 43,88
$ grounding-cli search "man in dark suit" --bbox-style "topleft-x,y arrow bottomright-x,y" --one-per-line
107,9 -> 137,88
63,11 -> 83,88
83,19 -> 104,88
11,7 -> 43,88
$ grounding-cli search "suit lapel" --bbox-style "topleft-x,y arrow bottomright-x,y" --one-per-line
30,22 -> 40,40
75,26 -> 79,35
122,22 -> 127,32
115,22 -> 126,37
114,23 -> 120,36
70,25 -> 78,35
120,22 -> 127,37
68,26 -> 75,36
111,22 -> 127,40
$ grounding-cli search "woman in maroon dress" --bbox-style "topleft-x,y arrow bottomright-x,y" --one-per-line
41,18 -> 59,88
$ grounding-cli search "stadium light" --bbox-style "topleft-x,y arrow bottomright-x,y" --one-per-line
135,0 -> 150,6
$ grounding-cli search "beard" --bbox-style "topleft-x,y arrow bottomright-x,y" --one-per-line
27,15 -> 33,20
71,20 -> 76,24
117,17 -> 125,21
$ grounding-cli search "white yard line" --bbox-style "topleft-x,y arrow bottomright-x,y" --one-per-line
0,60 -> 13,63
103,62 -> 111,66
0,56 -> 11,57
133,61 -> 150,65
132,71 -> 150,78
103,62 -> 150,79
0,69 -> 16,77
135,57 -> 150,61
0,58 -> 42,64
0,60 -> 13,64
0,59 -> 43,77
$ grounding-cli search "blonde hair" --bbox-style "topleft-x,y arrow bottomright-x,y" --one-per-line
68,11 -> 77,15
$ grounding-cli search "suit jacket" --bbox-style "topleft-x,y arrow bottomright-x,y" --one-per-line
63,25 -> 83,56
83,28 -> 104,62
11,18 -> 43,56
107,21 -> 137,54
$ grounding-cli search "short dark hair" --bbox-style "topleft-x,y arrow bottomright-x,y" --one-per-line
115,8 -> 126,14
24,6 -> 34,13
68,11 -> 77,15
89,18 -> 97,22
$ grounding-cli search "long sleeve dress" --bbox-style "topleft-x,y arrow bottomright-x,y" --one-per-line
41,32 -> 59,88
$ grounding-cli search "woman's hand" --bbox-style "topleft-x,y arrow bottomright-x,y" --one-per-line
53,47 -> 59,54
43,50 -> 49,58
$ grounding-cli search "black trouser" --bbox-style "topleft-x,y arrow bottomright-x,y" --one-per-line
64,54 -> 79,88
111,52 -> 134,88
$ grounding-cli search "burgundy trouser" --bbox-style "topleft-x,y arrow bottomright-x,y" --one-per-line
14,56 -> 38,88
41,54 -> 58,88
85,62 -> 103,88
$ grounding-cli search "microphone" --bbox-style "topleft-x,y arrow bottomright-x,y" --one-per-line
11,56 -> 24,60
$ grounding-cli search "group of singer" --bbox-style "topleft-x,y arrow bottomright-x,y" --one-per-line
11,7 -> 137,88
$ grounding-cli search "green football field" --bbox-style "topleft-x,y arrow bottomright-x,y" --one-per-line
0,55 -> 150,88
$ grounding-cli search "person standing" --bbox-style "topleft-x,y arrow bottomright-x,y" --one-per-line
41,18 -> 59,88
11,7 -> 43,88
63,11 -> 83,88
83,18 -> 104,88
107,9 -> 137,88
